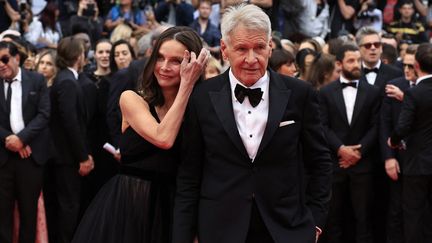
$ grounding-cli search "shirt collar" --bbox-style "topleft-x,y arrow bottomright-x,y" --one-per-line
67,67 -> 79,80
340,75 -> 358,84
4,68 -> 22,83
229,69 -> 269,102
416,74 -> 432,85
362,60 -> 381,70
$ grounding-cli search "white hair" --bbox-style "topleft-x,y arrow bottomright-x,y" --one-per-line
220,3 -> 271,45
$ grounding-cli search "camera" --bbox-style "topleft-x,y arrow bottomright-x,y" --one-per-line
83,3 -> 96,17
19,0 -> 27,21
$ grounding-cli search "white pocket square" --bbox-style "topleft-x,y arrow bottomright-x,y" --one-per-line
279,120 -> 295,127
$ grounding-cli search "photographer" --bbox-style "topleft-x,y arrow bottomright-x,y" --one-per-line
354,0 -> 383,32
104,0 -> 149,36
70,0 -> 104,46
0,0 -> 20,33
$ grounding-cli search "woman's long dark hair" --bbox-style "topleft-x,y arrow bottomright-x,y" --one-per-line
137,26 -> 204,107
109,39 -> 136,73
39,2 -> 58,31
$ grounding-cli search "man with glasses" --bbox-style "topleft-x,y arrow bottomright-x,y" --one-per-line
356,27 -> 403,93
389,42 -> 432,243
0,41 -> 51,243
380,45 -> 417,243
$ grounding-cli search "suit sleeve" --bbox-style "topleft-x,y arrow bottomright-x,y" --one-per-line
16,74 -> 50,144
358,90 -> 380,156
57,78 -> 88,163
303,87 -> 333,228
318,90 -> 344,152
391,90 -> 416,145
173,95 -> 204,243
379,95 -> 396,161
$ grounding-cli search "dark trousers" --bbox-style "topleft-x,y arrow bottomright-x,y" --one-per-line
44,162 -> 82,243
0,154 -> 43,243
326,172 -> 374,243
245,201 -> 274,243
402,175 -> 432,243
386,178 -> 404,243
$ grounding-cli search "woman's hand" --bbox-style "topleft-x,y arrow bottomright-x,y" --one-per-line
180,48 -> 210,89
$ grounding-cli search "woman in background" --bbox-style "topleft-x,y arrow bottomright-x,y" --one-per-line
305,53 -> 339,89
36,50 -> 57,87
72,26 -> 208,243
269,48 -> 297,77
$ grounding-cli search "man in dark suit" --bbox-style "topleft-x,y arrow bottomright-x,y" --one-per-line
355,27 -> 403,242
319,44 -> 381,243
106,58 -> 145,148
355,27 -> 403,93
46,36 -> 94,243
389,43 -> 432,243
379,45 -> 418,243
173,4 -> 333,243
0,41 -> 51,243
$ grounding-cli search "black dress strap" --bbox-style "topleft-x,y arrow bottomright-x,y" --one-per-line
149,105 -> 161,123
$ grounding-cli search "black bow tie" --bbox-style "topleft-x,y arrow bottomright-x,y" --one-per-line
364,67 -> 379,74
341,82 -> 357,89
234,84 -> 263,107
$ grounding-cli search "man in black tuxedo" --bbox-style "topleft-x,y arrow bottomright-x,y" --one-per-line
389,43 -> 432,243
355,27 -> 403,93
379,45 -> 418,243
355,27 -> 403,242
319,44 -> 381,243
173,4 -> 333,243
106,58 -> 146,148
0,41 -> 51,243
46,36 -> 94,243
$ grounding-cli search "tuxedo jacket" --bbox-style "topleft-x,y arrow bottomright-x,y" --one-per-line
390,77 -> 432,175
106,59 -> 146,147
49,69 -> 88,165
361,63 -> 403,94
0,69 -> 51,166
173,69 -> 333,243
379,77 -> 410,162
319,79 -> 381,173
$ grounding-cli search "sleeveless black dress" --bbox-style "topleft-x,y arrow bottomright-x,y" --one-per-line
72,105 -> 180,243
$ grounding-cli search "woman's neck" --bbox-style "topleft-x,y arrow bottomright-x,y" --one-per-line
94,66 -> 110,76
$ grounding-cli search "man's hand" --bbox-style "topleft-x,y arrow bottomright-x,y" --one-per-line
79,155 -> 95,176
385,84 -> 404,101
337,145 -> 362,168
18,145 -> 32,159
385,158 -> 400,181
5,135 -> 24,152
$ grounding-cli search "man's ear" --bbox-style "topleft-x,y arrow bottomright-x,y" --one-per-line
220,39 -> 227,60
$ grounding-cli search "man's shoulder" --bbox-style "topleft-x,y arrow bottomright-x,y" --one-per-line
388,76 -> 408,87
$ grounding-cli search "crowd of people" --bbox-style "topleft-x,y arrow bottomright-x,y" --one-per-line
1,0 -> 432,243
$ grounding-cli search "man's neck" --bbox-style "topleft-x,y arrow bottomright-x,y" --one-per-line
401,16 -> 412,24
364,61 -> 379,69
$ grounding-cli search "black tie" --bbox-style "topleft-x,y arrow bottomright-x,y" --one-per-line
5,79 -> 13,114
341,82 -> 357,89
410,82 -> 416,88
234,84 -> 263,107
364,67 -> 379,74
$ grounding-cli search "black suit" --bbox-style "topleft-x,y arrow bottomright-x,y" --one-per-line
319,79 -> 381,243
106,59 -> 146,147
46,68 -> 89,243
0,69 -> 51,243
390,77 -> 432,243
173,70 -> 333,243
379,77 -> 411,243
361,63 -> 404,94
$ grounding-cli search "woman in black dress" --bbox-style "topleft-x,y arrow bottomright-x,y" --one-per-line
72,26 -> 209,243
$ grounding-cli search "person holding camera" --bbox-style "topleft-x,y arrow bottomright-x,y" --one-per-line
104,0 -> 149,37
0,0 -> 20,33
70,0 -> 104,46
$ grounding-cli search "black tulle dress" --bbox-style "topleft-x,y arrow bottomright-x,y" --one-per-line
72,105 -> 180,243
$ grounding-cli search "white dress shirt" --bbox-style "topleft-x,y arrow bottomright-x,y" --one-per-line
340,75 -> 358,125
363,60 -> 381,85
229,70 -> 269,161
67,67 -> 79,80
3,68 -> 25,134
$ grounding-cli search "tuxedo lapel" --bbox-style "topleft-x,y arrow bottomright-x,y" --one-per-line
21,70 -> 30,107
209,76 -> 249,159
256,73 -> 291,157
0,81 -> 6,113
331,81 -> 349,125
351,81 -> 367,126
